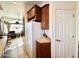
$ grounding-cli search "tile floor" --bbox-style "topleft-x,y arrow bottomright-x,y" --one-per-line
2,37 -> 29,58
8,45 -> 29,58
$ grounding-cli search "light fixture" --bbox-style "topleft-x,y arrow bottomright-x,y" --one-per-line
0,4 -> 3,10
12,1 -> 17,4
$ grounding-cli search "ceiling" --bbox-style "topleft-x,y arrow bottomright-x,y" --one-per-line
0,1 -> 43,22
25,1 -> 43,5
0,1 -> 25,22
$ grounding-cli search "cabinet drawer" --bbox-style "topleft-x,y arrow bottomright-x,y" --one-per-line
36,41 -> 51,58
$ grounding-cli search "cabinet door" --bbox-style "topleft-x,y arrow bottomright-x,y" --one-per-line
41,6 -> 45,29
27,5 -> 41,22
27,12 -> 30,20
31,8 -> 35,18
27,11 -> 31,21
41,4 -> 49,29
36,41 -> 51,58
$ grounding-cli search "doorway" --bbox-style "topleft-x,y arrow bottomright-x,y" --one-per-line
55,9 -> 76,58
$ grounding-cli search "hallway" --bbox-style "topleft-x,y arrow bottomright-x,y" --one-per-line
6,44 -> 29,58
0,1 -> 79,58
2,37 -> 29,58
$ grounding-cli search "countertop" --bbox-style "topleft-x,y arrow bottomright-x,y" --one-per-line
36,36 -> 51,43
0,36 -> 7,57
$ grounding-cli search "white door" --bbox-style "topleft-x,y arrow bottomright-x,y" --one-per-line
55,10 -> 75,58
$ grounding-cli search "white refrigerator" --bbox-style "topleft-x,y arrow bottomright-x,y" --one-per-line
24,21 -> 43,58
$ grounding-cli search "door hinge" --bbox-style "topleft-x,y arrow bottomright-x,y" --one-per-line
73,14 -> 75,18
72,56 -> 74,58
72,35 -> 75,38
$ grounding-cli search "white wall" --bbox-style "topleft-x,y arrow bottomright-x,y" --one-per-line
24,2 -> 53,57
75,2 -> 79,57
24,1 -> 77,58
36,1 -> 54,57
37,1 -> 76,58
24,1 -> 44,40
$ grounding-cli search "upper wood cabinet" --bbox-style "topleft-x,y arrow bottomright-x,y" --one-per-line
41,4 -> 49,29
27,4 -> 49,29
27,5 -> 41,22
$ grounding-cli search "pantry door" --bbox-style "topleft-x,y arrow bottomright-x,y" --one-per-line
55,10 -> 75,58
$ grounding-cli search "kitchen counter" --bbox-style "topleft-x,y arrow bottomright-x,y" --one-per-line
0,36 -> 7,57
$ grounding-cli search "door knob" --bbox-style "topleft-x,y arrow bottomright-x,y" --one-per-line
56,39 -> 61,42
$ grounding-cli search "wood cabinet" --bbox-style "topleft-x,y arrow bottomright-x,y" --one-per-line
27,5 -> 41,22
27,4 -> 49,29
36,37 -> 51,58
41,4 -> 49,29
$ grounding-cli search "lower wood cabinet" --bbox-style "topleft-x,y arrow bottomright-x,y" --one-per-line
36,39 -> 51,58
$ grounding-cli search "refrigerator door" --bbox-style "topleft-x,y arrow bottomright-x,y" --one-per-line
25,21 -> 33,57
24,21 -> 42,57
32,21 -> 43,57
